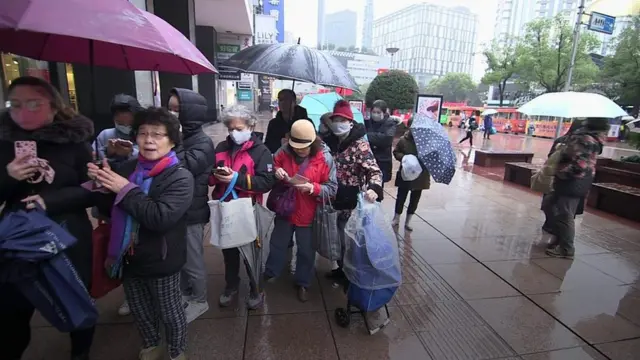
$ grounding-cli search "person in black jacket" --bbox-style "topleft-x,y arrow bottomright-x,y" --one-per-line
264,89 -> 309,154
0,76 -> 96,360
365,99 -> 398,186
89,107 -> 194,360
167,88 -> 215,323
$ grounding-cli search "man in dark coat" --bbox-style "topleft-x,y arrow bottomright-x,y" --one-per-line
167,88 -> 216,323
365,99 -> 398,185
264,89 -> 309,154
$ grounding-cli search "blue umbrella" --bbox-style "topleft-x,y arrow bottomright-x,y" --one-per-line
410,114 -> 456,184
300,92 -> 364,130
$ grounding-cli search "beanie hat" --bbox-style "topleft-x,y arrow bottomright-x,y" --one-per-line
289,119 -> 317,149
330,100 -> 354,121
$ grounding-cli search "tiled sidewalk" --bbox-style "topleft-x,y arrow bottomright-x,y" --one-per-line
23,123 -> 640,360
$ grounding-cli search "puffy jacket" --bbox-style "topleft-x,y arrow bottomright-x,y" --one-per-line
264,107 -> 310,154
393,131 -> 431,190
171,88 -> 216,224
209,133 -> 276,203
554,129 -> 604,197
364,114 -> 397,182
273,145 -> 338,226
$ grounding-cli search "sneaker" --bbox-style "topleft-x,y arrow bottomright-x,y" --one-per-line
139,346 -> 164,360
218,288 -> 238,307
545,245 -> 575,259
247,292 -> 265,309
118,301 -> 131,316
184,301 -> 209,323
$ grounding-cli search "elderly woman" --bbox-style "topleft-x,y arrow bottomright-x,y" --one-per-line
0,76 -> 96,360
209,105 -> 276,309
265,119 -> 337,302
88,107 -> 194,360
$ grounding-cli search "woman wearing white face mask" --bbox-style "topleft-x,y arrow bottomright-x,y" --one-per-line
208,105 -> 276,309
365,99 -> 398,186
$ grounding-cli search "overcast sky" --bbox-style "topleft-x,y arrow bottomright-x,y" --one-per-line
284,0 -> 499,81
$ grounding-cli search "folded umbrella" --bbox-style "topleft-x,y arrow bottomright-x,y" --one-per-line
238,203 -> 275,293
410,114 -> 457,184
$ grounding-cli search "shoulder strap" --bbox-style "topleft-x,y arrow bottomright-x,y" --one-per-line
220,172 -> 239,201
296,158 -> 310,175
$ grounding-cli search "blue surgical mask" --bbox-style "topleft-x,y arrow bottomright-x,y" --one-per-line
331,122 -> 352,136
115,124 -> 131,135
231,129 -> 252,145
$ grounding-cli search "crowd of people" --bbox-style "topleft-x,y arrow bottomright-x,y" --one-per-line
0,75 -> 610,360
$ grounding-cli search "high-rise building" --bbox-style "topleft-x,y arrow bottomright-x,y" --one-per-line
326,10 -> 358,49
536,0 -> 594,19
372,4 -> 478,87
362,0 -> 374,50
323,50 -> 391,86
317,0 -> 326,48
493,0 -> 537,42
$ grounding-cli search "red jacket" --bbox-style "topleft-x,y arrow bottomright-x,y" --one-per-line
273,145 -> 337,226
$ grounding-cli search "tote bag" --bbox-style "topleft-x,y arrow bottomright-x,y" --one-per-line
311,195 -> 341,261
209,172 -> 258,249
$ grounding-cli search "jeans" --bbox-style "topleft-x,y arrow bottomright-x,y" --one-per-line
180,223 -> 207,302
543,194 -> 580,251
395,187 -> 422,215
265,218 -> 316,287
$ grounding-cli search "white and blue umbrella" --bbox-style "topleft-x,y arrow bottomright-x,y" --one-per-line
410,114 -> 456,184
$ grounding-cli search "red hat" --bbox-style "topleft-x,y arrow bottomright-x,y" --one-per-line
330,100 -> 354,121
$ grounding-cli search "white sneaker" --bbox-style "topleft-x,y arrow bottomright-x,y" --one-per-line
184,301 -> 209,323
118,301 -> 131,316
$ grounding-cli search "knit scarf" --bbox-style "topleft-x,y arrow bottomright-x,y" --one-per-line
107,151 -> 180,278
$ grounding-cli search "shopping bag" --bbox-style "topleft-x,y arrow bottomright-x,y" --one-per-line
209,172 -> 258,249
401,154 -> 422,181
90,223 -> 122,299
311,195 -> 341,261
266,183 -> 296,216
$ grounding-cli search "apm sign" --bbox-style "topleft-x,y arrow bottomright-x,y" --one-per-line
588,12 -> 616,35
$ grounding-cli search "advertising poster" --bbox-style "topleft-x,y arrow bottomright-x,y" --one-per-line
415,94 -> 443,123
531,121 -> 570,138
348,100 -> 364,114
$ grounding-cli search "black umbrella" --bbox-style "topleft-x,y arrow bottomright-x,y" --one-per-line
222,42 -> 359,91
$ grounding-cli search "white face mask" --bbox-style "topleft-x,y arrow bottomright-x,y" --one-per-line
115,124 -> 131,135
331,122 -> 352,136
169,111 -> 179,118
371,113 -> 383,122
230,129 -> 252,145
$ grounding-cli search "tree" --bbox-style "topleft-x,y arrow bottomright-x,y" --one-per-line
336,46 -> 347,51
519,16 -> 600,93
602,16 -> 640,116
481,38 -> 522,106
365,70 -> 419,110
424,72 -> 477,103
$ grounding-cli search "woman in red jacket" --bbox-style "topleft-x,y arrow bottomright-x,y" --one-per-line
264,119 -> 337,302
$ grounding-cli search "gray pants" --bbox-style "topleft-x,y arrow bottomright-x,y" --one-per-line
180,223 -> 207,303
543,194 -> 580,251
265,218 -> 316,287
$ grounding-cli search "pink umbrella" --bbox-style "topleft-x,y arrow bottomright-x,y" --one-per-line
0,0 -> 216,75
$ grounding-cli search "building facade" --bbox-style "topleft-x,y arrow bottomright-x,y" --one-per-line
325,10 -> 358,49
323,50 -> 391,86
362,0 -> 374,51
493,0 -> 537,43
317,0 -> 326,49
372,4 -> 478,88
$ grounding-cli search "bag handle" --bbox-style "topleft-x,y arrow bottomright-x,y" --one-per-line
220,172 -> 239,201
321,189 -> 333,207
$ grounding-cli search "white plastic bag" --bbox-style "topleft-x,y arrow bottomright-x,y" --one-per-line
401,154 -> 422,181
208,173 -> 257,249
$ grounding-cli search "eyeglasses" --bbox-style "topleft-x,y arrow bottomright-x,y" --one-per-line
9,99 -> 46,112
137,131 -> 168,140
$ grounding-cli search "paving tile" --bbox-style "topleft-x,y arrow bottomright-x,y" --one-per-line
575,229 -> 640,253
596,338 -> 640,360
577,253 -> 640,285
451,236 -> 548,262
432,263 -> 520,300
244,312 -> 338,360
396,219 -> 450,243
617,285 -> 640,326
203,246 -> 226,275
520,346 -> 606,360
418,325 -> 517,360
530,286 -> 640,344
251,274 -> 325,315
199,275 -> 249,319
329,307 -> 433,360
486,260 -> 563,295
401,301 -> 485,332
469,296 -> 585,354
186,317 -> 246,360
393,280 -> 462,305
531,258 -> 624,291
408,239 -> 478,265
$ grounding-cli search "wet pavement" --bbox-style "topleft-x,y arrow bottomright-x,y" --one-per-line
24,118 -> 640,360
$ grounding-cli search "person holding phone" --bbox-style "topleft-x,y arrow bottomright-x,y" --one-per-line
264,119 -> 337,302
0,76 -> 96,360
209,105 -> 276,309
94,94 -> 141,166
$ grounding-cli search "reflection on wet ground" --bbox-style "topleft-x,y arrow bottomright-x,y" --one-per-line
25,118 -> 640,359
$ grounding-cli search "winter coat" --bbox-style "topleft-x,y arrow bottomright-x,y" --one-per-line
364,114 -> 398,182
94,160 -> 194,278
209,133 -> 276,203
264,107 -> 310,154
273,145 -> 337,227
554,129 -> 604,198
393,131 -> 431,190
321,123 -> 384,210
531,145 -> 565,194
0,111 -> 95,285
171,88 -> 216,225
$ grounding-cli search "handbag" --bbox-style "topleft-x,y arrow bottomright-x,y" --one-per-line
209,172 -> 258,249
89,222 -> 122,299
311,194 -> 341,261
266,159 -> 310,216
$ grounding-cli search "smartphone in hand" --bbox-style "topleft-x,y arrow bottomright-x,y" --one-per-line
288,174 -> 309,185
14,140 -> 38,165
214,167 -> 232,176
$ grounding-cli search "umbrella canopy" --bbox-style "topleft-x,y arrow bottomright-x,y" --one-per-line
0,0 -> 216,74
410,114 -> 457,184
223,43 -> 359,90
481,109 -> 498,116
300,92 -> 365,130
518,92 -> 628,119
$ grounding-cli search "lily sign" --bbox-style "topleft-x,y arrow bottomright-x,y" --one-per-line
588,12 -> 616,35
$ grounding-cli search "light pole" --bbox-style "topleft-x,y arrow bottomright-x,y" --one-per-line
386,47 -> 399,69
556,0 -> 586,138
